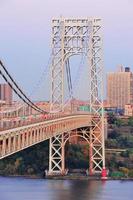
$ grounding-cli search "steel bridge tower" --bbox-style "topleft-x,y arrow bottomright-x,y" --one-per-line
49,17 -> 106,176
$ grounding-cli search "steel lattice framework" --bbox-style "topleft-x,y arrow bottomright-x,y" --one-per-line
49,18 -> 105,175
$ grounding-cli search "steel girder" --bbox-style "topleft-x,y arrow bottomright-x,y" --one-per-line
49,18 -> 105,175
50,18 -> 90,112
89,19 -> 105,173
48,128 -> 90,175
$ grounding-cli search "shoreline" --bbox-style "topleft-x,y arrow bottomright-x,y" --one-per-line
1,174 -> 133,181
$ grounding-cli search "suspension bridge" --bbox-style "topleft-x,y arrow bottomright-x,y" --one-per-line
0,17 -> 107,179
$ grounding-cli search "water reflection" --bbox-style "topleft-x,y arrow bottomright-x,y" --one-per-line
0,177 -> 132,200
38,179 -> 102,200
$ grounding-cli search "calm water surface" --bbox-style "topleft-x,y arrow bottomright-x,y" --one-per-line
0,177 -> 133,200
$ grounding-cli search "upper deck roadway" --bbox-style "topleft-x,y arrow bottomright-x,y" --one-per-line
0,114 -> 92,160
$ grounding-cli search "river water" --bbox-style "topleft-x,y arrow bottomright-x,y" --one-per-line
0,177 -> 132,200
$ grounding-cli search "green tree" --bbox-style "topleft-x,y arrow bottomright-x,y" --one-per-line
105,139 -> 118,148
65,144 -> 89,169
115,118 -> 123,127
108,130 -> 120,139
107,113 -> 117,124
119,167 -> 129,177
128,170 -> 133,177
128,117 -> 133,126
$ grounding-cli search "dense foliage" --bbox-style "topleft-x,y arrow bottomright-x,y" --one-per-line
0,141 -> 49,176
0,141 -> 89,176
65,144 -> 89,169
106,134 -> 133,148
106,116 -> 133,177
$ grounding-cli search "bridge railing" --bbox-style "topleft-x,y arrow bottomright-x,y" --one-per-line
0,113 -> 65,131
0,112 -> 90,131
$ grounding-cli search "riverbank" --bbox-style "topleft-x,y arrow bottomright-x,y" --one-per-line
1,174 -> 133,181
46,175 -> 133,181
0,174 -> 42,179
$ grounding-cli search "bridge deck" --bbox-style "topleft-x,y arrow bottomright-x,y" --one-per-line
0,114 -> 92,159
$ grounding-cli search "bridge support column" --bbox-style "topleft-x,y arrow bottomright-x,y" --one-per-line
89,129 -> 93,175
88,126 -> 106,176
48,133 -> 66,176
88,19 -> 106,177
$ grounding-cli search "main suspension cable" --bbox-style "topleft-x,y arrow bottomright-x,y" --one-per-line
0,60 -> 47,114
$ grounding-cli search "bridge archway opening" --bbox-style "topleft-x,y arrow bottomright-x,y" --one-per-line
65,135 -> 90,173
63,128 -> 90,174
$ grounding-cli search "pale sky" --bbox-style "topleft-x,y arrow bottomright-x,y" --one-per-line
0,0 -> 133,100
